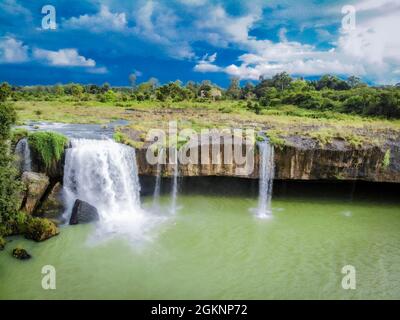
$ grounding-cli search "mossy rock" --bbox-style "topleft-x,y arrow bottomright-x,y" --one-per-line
21,172 -> 50,215
24,217 -> 59,242
27,131 -> 68,178
12,247 -> 31,260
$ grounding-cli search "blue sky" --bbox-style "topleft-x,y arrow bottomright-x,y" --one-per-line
0,0 -> 399,87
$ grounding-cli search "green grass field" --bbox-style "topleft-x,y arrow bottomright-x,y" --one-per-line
14,99 -> 400,147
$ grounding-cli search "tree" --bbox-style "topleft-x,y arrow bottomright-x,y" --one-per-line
241,82 -> 255,99
0,82 -> 11,102
347,76 -> 363,88
272,72 -> 292,91
54,84 -> 64,96
198,80 -> 213,98
226,77 -> 241,99
210,88 -> 222,101
70,84 -> 84,100
186,81 -> 198,98
0,102 -> 23,234
101,82 -> 111,93
316,75 -> 350,90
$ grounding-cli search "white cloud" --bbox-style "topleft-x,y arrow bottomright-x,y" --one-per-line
194,63 -> 221,73
63,5 -> 127,32
194,52 -> 221,72
33,48 -> 96,67
132,0 -> 195,59
0,36 -> 29,63
191,0 -> 400,83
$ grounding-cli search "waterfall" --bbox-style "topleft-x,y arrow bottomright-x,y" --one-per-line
15,138 -> 32,172
170,148 -> 179,214
257,141 -> 275,219
152,148 -> 164,207
63,139 -> 154,240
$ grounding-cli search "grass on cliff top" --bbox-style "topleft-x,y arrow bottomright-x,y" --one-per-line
28,131 -> 68,169
14,98 -> 400,147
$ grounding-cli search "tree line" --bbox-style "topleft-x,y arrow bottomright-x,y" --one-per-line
2,72 -> 400,118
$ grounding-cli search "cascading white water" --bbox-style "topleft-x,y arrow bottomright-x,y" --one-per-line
152,148 -> 164,207
63,139 -> 158,242
170,148 -> 179,214
257,141 -> 275,219
15,138 -> 32,172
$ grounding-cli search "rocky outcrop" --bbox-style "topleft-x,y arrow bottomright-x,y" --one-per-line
21,172 -> 50,214
69,200 -> 100,225
135,138 -> 400,183
12,248 -> 31,260
36,182 -> 64,221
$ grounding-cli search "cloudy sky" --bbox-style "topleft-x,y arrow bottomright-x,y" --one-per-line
0,0 -> 399,86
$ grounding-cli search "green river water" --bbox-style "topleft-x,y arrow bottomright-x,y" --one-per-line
1,182 -> 400,300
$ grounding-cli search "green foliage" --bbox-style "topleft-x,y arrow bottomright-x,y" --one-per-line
264,131 -> 286,149
114,131 -> 144,149
226,77 -> 241,99
6,74 -> 400,119
0,103 -> 17,140
0,103 -> 23,232
28,131 -> 68,169
24,216 -> 59,242
247,101 -> 261,114
0,82 -> 12,102
383,149 -> 391,169
11,128 -> 29,146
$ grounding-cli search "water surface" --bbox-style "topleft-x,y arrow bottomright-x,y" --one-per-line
1,188 -> 399,300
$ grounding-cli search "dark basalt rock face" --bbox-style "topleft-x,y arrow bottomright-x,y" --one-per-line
12,248 -> 31,260
69,200 -> 100,225
135,137 -> 400,183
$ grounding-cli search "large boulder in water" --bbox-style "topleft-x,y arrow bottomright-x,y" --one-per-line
21,172 -> 50,215
69,200 -> 100,225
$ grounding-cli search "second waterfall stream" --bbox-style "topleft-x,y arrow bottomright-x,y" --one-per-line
257,140 -> 275,219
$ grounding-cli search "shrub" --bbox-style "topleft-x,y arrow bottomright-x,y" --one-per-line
383,149 -> 391,169
0,103 -> 23,228
24,216 -> 59,242
11,128 -> 29,147
28,131 -> 68,169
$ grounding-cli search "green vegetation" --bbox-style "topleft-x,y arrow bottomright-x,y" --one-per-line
11,128 -> 28,146
113,131 -> 144,149
0,87 -> 23,240
28,131 -> 68,169
2,74 -> 400,150
264,130 -> 286,149
383,149 -> 391,169
24,216 -> 59,242
6,73 -> 400,119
